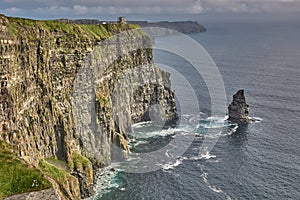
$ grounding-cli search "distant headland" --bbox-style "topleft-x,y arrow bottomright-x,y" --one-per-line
57,16 -> 207,35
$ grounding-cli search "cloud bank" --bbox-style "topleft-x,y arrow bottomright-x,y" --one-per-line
1,0 -> 300,18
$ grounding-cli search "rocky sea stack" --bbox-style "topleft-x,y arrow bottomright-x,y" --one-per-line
228,89 -> 250,124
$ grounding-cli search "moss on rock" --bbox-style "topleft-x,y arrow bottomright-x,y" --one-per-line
0,141 -> 51,199
38,160 -> 80,199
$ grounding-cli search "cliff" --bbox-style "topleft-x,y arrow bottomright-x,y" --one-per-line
0,14 -> 177,199
58,19 -> 207,36
129,21 -> 207,34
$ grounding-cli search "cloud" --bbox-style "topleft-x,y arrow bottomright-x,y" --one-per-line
1,1 -> 204,17
1,0 -> 300,18
201,0 -> 300,13
3,7 -> 22,14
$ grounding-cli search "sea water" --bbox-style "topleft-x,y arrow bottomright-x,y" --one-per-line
91,17 -> 300,200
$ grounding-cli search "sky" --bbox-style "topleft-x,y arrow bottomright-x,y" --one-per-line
1,0 -> 300,20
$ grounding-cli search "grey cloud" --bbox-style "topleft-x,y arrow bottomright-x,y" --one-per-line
201,0 -> 300,12
1,0 -> 204,17
1,0 -> 300,18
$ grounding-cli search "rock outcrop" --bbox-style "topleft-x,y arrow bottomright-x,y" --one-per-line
4,188 -> 60,200
228,89 -> 250,124
0,14 -> 177,199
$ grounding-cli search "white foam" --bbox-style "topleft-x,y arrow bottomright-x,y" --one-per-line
229,125 -> 239,135
197,123 -> 239,139
189,152 -> 216,161
129,140 -> 148,148
200,166 -> 232,200
165,150 -> 170,157
91,166 -> 121,199
162,157 -> 187,170
199,123 -> 227,129
205,115 -> 228,122
249,117 -> 262,123
131,121 -> 153,128
198,115 -> 235,130
131,125 -> 194,141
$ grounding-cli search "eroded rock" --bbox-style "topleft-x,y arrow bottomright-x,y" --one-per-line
0,14 -> 9,36
0,14 -> 178,199
4,188 -> 60,200
228,89 -> 250,124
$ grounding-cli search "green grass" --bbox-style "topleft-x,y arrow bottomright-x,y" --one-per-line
6,17 -> 134,40
38,160 -> 71,186
45,156 -> 69,172
0,141 -> 51,199
71,151 -> 91,171
80,24 -> 111,39
7,16 -> 142,41
96,92 -> 109,106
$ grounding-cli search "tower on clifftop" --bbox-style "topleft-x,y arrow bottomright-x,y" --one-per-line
118,16 -> 126,24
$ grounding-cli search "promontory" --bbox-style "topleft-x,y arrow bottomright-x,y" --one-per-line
0,14 -> 177,199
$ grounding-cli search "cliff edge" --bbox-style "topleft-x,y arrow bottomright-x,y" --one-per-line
0,14 -> 177,199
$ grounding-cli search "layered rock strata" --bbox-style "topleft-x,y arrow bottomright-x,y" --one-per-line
0,14 -> 177,199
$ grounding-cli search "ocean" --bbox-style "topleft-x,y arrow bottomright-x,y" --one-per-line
90,18 -> 300,199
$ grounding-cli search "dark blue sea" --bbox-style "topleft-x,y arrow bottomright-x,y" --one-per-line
91,18 -> 300,200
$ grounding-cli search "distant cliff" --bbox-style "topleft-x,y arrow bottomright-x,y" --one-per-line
58,19 -> 207,35
0,14 -> 177,199
129,21 -> 207,34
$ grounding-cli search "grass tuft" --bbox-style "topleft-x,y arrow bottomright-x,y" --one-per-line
38,160 -> 73,186
0,141 -> 51,199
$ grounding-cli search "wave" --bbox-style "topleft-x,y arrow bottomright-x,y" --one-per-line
130,124 -> 195,140
199,165 -> 232,200
205,115 -> 229,122
161,152 -> 218,171
197,124 -> 239,139
91,166 -> 121,199
198,115 -> 236,129
129,115 -> 239,153
161,157 -> 187,170
131,121 -> 153,128
128,139 -> 148,148
131,115 -> 237,140
189,152 -> 217,161
249,116 -> 263,123
181,112 -> 206,124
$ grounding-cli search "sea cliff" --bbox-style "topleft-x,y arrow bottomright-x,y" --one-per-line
129,20 -> 207,34
0,14 -> 177,199
58,19 -> 207,36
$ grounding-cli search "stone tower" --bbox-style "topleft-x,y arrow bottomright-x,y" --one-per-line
118,16 -> 126,24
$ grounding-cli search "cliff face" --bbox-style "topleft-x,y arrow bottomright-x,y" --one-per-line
131,21 -> 207,34
0,14 -> 177,199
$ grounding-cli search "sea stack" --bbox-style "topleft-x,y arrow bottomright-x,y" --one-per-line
228,89 -> 250,124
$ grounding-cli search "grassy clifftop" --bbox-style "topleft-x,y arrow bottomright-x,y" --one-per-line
7,16 -> 139,40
